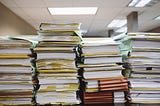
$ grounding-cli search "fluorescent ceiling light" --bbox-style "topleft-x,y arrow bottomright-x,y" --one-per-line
154,15 -> 160,20
135,0 -> 152,7
128,0 -> 139,6
48,7 -> 98,15
115,26 -> 127,33
128,0 -> 152,7
107,19 -> 127,28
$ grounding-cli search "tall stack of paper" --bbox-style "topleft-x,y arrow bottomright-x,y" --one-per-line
128,33 -> 160,104
77,38 -> 129,105
33,23 -> 82,105
0,37 -> 35,105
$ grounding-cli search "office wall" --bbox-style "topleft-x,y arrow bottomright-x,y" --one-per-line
0,2 -> 37,36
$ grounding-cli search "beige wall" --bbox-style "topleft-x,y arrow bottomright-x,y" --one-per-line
0,2 -> 37,36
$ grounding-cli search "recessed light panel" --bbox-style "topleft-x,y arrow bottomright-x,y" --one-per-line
128,0 -> 152,7
48,7 -> 98,15
107,19 -> 127,28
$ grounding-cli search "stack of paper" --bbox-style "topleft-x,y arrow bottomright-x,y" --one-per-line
128,33 -> 160,104
34,23 -> 82,105
39,23 -> 81,31
77,38 -> 129,105
0,37 -> 35,105
129,34 -> 160,66
80,38 -> 122,65
129,78 -> 160,104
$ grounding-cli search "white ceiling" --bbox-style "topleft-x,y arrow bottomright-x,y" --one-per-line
0,0 -> 160,36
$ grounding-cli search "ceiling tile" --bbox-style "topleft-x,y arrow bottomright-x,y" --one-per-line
0,0 -> 17,7
43,0 -> 73,7
0,0 -> 160,36
22,8 -> 52,24
14,0 -> 45,8
9,7 -> 33,20
139,20 -> 160,31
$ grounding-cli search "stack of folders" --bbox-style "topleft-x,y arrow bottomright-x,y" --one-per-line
0,37 -> 35,105
33,23 -> 82,105
128,33 -> 160,104
77,38 -> 129,105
